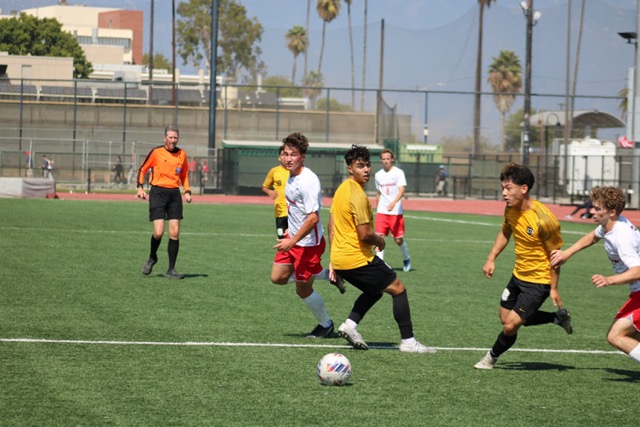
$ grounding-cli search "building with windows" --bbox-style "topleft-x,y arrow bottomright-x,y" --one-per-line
22,4 -> 143,66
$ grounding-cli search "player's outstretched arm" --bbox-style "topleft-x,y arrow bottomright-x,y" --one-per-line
550,230 -> 599,268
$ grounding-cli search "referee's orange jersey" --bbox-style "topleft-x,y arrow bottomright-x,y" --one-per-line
137,145 -> 191,193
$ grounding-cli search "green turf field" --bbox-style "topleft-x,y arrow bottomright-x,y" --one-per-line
1,198 -> 639,426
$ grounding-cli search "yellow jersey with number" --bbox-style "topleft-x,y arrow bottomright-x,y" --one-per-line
504,199 -> 563,284
330,178 -> 376,270
262,165 -> 289,218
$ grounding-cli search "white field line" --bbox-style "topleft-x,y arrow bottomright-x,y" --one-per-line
0,214 -> 586,237
0,337 -> 623,355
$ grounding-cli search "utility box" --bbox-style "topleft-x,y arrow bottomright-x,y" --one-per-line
559,138 -> 617,195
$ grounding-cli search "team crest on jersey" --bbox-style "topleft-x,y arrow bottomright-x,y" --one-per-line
526,226 -> 534,236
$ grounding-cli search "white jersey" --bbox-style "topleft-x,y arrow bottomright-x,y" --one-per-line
375,166 -> 407,215
285,167 -> 324,247
595,215 -> 640,294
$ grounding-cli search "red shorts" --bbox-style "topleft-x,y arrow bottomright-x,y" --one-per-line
273,237 -> 325,282
615,291 -> 640,331
375,213 -> 405,238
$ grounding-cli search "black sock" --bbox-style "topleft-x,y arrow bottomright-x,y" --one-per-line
349,292 -> 383,324
490,332 -> 517,358
392,290 -> 414,340
523,311 -> 556,327
168,238 -> 179,270
150,235 -> 161,261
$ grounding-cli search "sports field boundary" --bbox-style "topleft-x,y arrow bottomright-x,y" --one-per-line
0,337 -> 624,356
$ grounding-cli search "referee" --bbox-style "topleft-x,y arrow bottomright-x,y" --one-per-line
136,125 -> 192,279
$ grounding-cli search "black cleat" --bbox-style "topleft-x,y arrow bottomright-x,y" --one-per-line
331,275 -> 346,294
305,320 -> 334,338
141,258 -> 157,276
165,268 -> 184,279
556,308 -> 573,334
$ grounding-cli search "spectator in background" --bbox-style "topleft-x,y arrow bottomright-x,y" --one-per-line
127,155 -> 136,185
436,165 -> 447,196
113,155 -> 124,184
566,196 -> 593,219
41,155 -> 54,179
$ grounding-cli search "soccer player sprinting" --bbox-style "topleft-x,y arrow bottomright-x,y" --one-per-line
136,125 -> 192,279
329,144 -> 436,353
550,186 -> 640,366
475,162 -> 573,370
270,133 -> 336,338
374,148 -> 411,272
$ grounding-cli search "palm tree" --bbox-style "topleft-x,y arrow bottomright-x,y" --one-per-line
618,87 -> 628,120
360,0 -> 368,112
285,25 -> 308,85
345,0 -> 355,109
488,50 -> 522,151
316,0 -> 341,76
303,70 -> 324,109
473,0 -> 496,158
304,0 -> 311,79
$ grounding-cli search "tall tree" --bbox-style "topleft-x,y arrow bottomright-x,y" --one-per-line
316,0 -> 341,76
285,25 -> 308,85
302,70 -> 324,109
618,87 -> 628,120
176,0 -> 265,82
360,0 -> 368,111
345,0 -> 356,109
0,13 -> 93,78
142,53 -> 172,71
473,0 -> 496,158
304,0 -> 311,79
488,50 -> 522,152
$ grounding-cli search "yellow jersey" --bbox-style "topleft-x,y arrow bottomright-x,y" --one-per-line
262,164 -> 289,218
504,199 -> 564,284
330,178 -> 376,270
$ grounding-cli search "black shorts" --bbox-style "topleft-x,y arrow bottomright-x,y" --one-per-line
275,216 -> 288,239
148,186 -> 183,221
500,275 -> 551,320
335,256 -> 397,295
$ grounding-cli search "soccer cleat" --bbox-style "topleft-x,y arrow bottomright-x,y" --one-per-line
305,320 -> 334,338
403,258 -> 411,272
399,341 -> 437,353
474,351 -> 497,370
556,308 -> 573,334
338,322 -> 368,350
330,275 -> 347,294
141,258 -> 157,275
165,268 -> 184,279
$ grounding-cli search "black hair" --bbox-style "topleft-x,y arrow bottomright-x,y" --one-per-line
344,144 -> 370,166
500,162 -> 534,191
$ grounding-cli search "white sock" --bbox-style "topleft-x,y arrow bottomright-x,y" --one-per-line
401,337 -> 416,345
303,291 -> 331,326
377,250 -> 384,260
629,343 -> 640,363
346,318 -> 358,329
288,273 -> 296,283
399,241 -> 409,260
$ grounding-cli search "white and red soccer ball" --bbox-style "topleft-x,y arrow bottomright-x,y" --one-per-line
316,353 -> 352,386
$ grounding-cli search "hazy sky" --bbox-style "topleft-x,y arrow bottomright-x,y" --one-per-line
2,0 -> 638,143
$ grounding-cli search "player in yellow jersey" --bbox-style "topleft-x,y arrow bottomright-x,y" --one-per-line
262,145 -> 289,239
474,162 -> 573,370
328,145 -> 436,353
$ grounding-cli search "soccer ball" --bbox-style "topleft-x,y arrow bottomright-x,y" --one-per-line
316,353 -> 352,386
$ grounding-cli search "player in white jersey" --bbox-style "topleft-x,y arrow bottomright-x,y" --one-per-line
551,186 -> 640,365
374,149 -> 411,272
270,133 -> 336,339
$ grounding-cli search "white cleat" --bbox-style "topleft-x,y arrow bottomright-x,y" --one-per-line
474,351 -> 497,370
399,341 -> 437,353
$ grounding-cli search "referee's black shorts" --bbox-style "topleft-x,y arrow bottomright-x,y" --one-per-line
335,256 -> 397,295
148,186 -> 183,221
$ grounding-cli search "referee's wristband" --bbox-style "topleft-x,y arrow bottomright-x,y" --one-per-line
185,190 -> 192,195
137,184 -> 143,189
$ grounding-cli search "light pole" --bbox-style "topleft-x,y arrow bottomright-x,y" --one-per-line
520,1 -> 541,166
619,29 -> 639,208
417,82 -> 445,144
